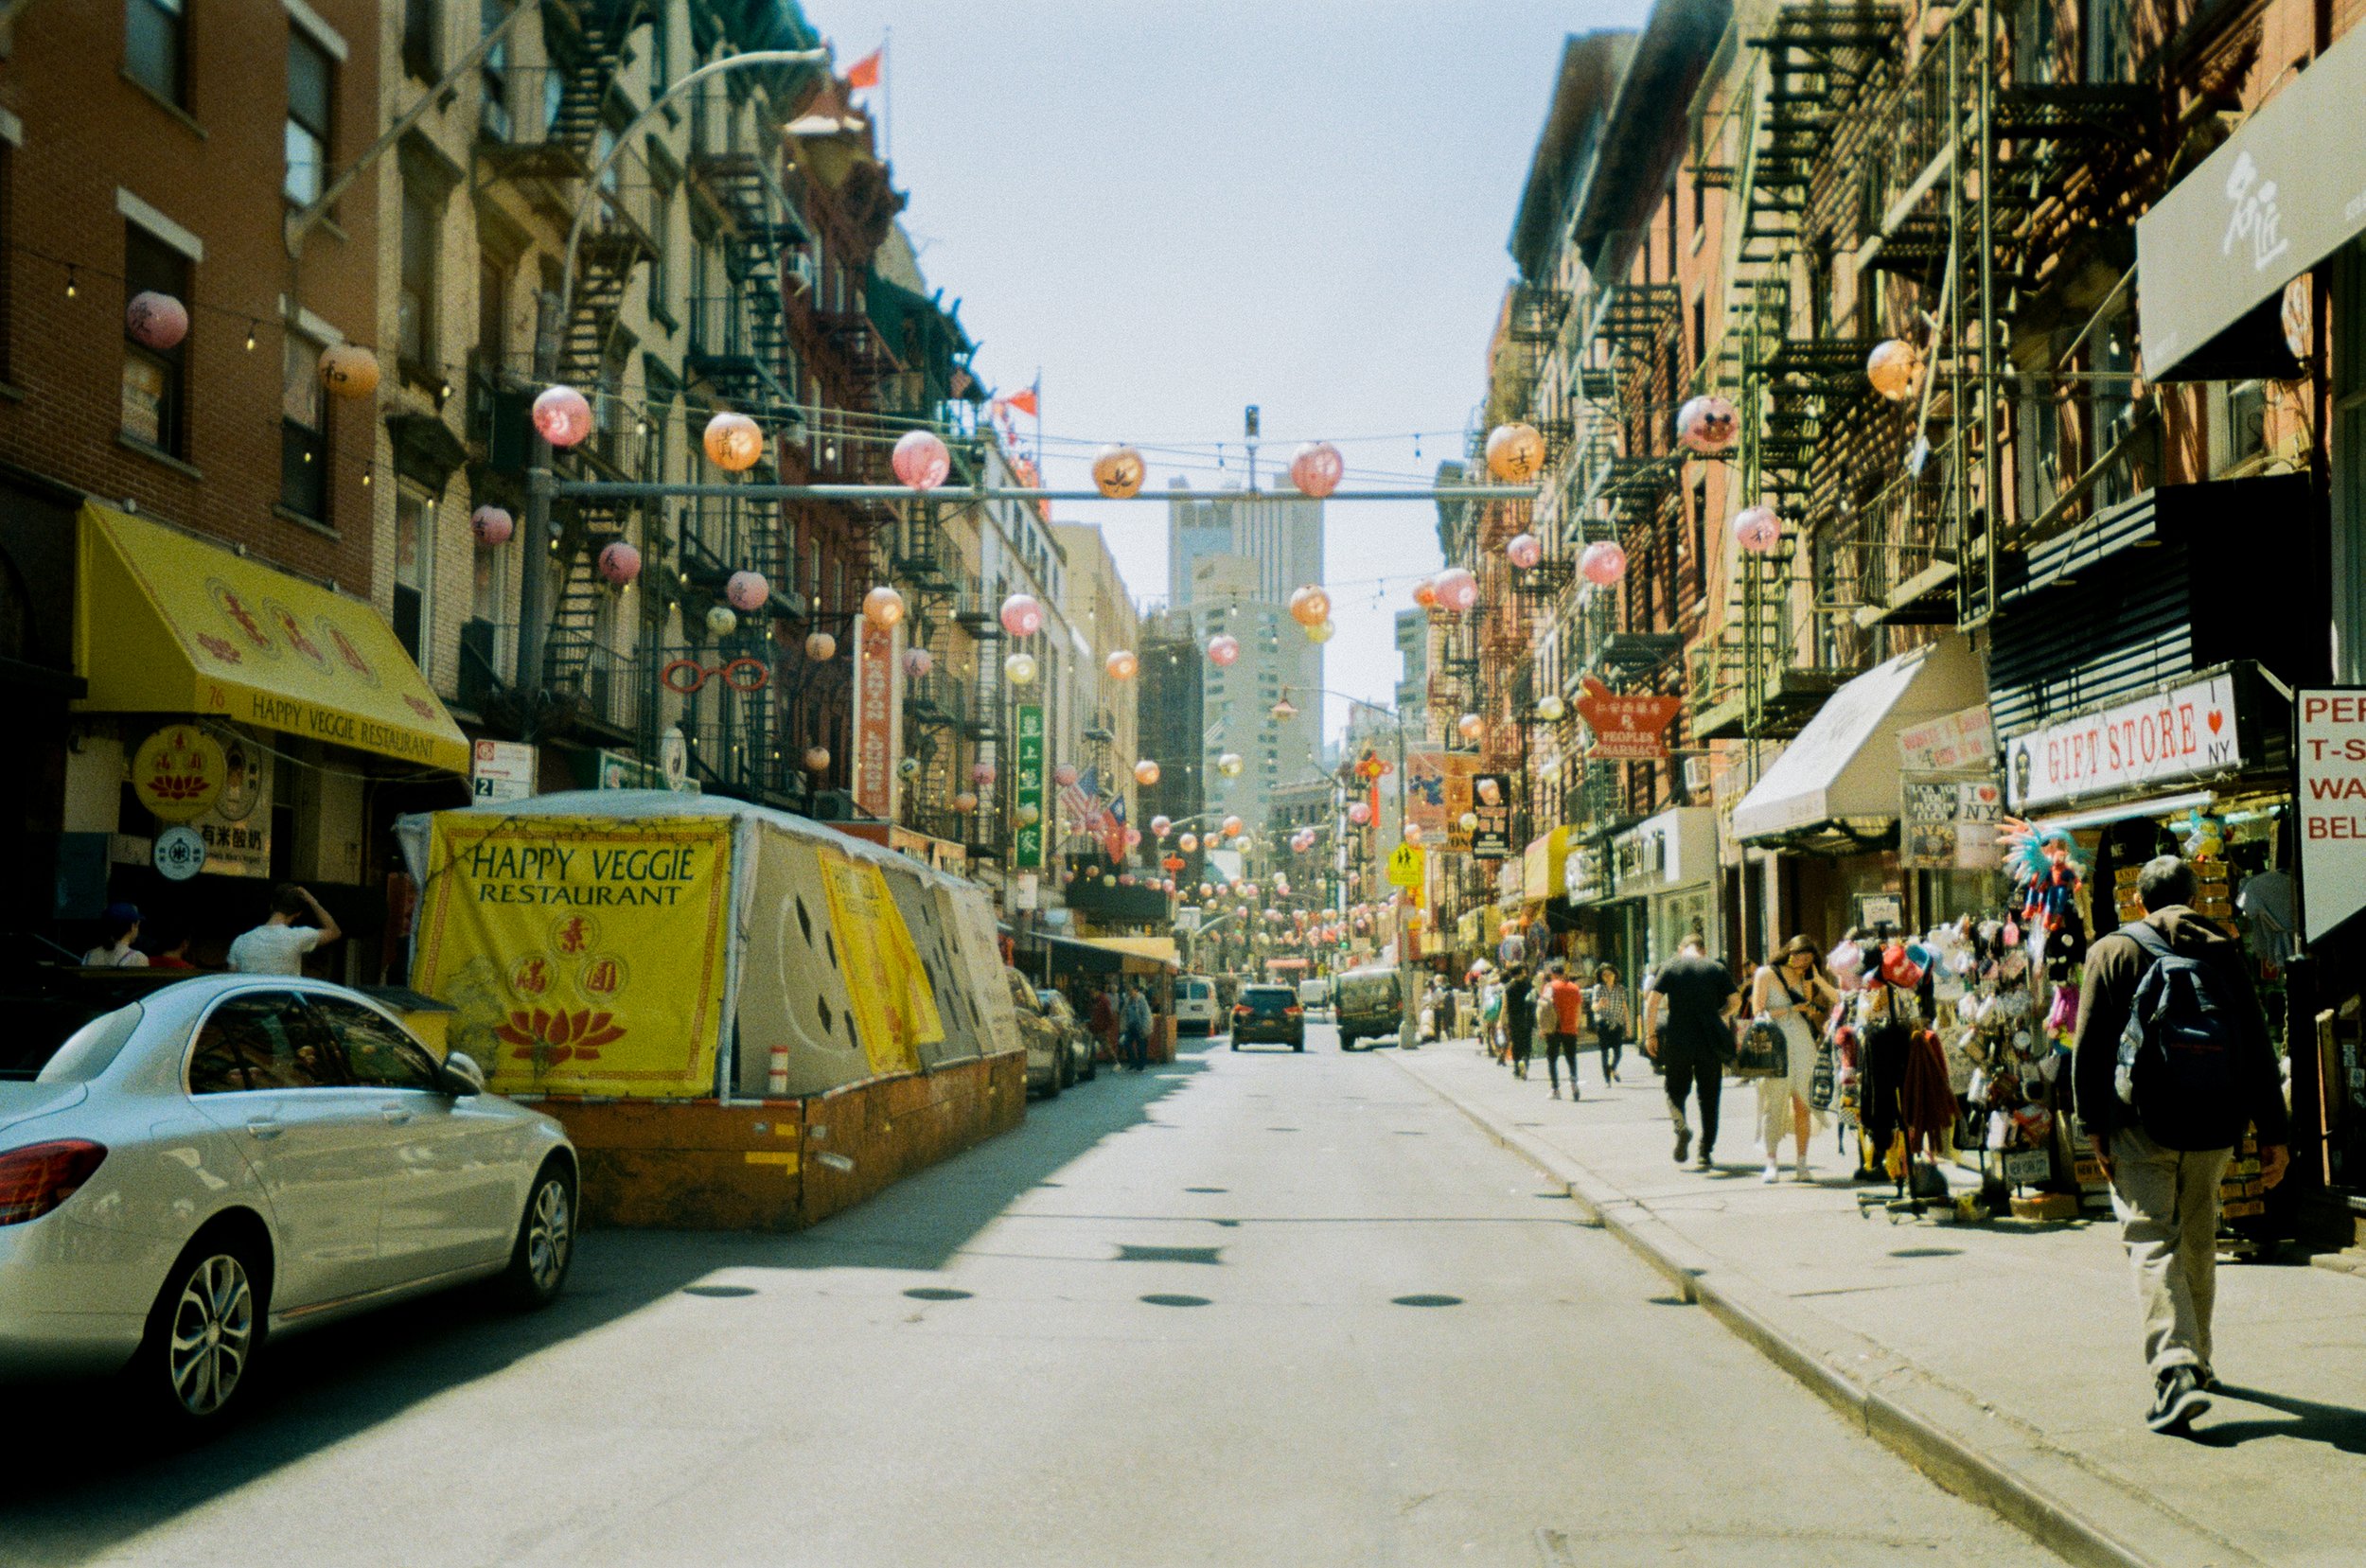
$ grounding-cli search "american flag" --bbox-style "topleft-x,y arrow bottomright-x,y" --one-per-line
1060,766 -> 1096,831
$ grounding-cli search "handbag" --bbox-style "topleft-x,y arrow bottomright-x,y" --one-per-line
1809,1032 -> 1836,1110
1733,1015 -> 1789,1080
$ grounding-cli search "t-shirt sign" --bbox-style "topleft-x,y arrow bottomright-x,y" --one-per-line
2297,689 -> 2366,942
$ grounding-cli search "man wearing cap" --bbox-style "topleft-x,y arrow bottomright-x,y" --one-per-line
83,903 -> 148,967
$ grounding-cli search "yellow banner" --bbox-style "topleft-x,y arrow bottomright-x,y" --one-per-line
413,816 -> 733,1098
817,846 -> 943,1077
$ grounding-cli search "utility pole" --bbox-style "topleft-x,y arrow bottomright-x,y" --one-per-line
1245,404 -> 1260,493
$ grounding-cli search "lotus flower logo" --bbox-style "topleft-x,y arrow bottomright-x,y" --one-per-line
496,1007 -> 626,1069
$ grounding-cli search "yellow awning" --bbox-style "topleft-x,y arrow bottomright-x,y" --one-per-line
75,504 -> 469,772
1085,935 -> 1179,971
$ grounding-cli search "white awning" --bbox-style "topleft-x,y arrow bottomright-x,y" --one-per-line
1731,634 -> 1989,844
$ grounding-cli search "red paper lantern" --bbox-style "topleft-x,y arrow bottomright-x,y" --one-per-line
892,429 -> 951,489
1289,441 -> 1344,499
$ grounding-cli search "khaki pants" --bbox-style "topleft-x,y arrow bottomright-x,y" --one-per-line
2109,1126 -> 2232,1377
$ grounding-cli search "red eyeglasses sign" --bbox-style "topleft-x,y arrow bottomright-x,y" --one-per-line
662,657 -> 770,696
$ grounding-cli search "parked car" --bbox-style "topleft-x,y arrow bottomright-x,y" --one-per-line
1036,989 -> 1097,1084
1174,975 -> 1220,1036
1004,968 -> 1067,1096
0,972 -> 576,1425
1296,977 -> 1332,1019
1333,964 -> 1404,1051
1228,984 -> 1306,1050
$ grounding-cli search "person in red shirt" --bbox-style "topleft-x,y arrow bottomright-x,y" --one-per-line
1542,963 -> 1588,1101
145,920 -> 198,970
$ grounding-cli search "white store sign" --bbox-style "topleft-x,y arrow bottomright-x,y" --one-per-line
2005,674 -> 2242,811
471,740 -> 537,803
2298,689 -> 2366,942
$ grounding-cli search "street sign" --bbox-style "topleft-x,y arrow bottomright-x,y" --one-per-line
1386,843 -> 1425,889
473,739 -> 537,803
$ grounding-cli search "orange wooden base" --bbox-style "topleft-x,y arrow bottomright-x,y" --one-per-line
532,1051 -> 1027,1231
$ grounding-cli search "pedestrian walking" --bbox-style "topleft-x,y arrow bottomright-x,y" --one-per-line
1503,966 -> 1535,1080
1479,975 -> 1505,1060
144,919 -> 197,970
1643,933 -> 1738,1171
1089,984 -> 1118,1065
227,884 -> 342,975
1586,962 -> 1630,1083
82,902 -> 148,968
1749,936 -> 1837,1184
2070,855 -> 2290,1434
1541,963 -> 1586,1101
1121,982 -> 1154,1071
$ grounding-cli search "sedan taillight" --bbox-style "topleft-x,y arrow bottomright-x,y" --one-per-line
0,1139 -> 108,1226
1284,1006 -> 1303,1016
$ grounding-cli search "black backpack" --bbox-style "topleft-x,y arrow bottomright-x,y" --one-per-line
2112,923 -> 2249,1151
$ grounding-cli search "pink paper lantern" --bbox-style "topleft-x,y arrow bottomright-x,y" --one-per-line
533,385 -> 594,449
902,646 -> 935,680
597,540 -> 641,585
1124,826 -> 1142,847
727,570 -> 769,611
1348,802 -> 1372,826
892,429 -> 952,489
972,761 -> 998,788
1134,759 -> 1160,786
1675,395 -> 1739,454
1506,532 -> 1542,569
1053,763 -> 1080,788
1434,567 -> 1479,612
1150,815 -> 1172,837
1222,816 -> 1244,837
1181,837 -> 1201,855
1289,441 -> 1344,499
999,592 -> 1044,638
126,291 -> 189,351
1579,541 -> 1628,586
1206,634 -> 1240,667
470,505 -> 514,547
863,585 -> 907,628
1732,505 -> 1783,555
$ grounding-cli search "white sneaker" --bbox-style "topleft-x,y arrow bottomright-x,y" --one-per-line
1760,1163 -> 1780,1185
1794,1158 -> 1812,1183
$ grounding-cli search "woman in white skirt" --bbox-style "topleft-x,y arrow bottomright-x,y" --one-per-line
1749,935 -> 1837,1183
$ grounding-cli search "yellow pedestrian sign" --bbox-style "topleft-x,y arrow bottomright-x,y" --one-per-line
1386,842 -> 1425,889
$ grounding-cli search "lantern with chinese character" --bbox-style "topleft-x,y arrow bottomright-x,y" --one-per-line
597,540 -> 641,585
1866,339 -> 1921,401
1289,586 -> 1331,626
316,343 -> 380,401
471,505 -> 514,547
1004,651 -> 1038,686
1675,395 -> 1739,454
1290,440 -> 1344,498
973,761 -> 998,788
803,746 -> 831,774
804,630 -> 837,661
1485,422 -> 1545,482
1091,444 -> 1145,498
1134,759 -> 1160,786
702,411 -> 764,471
727,570 -> 769,611
902,646 -> 934,680
1435,567 -> 1479,612
999,592 -> 1044,638
1506,532 -> 1542,569
1105,648 -> 1138,680
531,383 -> 592,445
705,605 -> 738,637
1579,540 -> 1627,586
1124,826 -> 1142,847
892,428 -> 951,489
863,585 -> 907,628
126,291 -> 189,351
1206,633 -> 1240,667
898,756 -> 921,779
1732,505 -> 1783,555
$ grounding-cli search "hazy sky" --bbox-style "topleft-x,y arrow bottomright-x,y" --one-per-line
816,0 -> 1652,737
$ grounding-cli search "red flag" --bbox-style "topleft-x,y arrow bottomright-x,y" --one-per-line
1003,386 -> 1039,417
846,46 -> 882,89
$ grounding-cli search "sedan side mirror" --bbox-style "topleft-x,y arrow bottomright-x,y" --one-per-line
440,1050 -> 487,1097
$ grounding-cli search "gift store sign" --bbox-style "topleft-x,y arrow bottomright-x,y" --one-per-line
2004,674 -> 2241,810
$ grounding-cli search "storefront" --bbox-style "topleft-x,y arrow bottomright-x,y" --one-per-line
1517,826 -> 1574,955
65,503 -> 470,976
1729,633 -> 1990,948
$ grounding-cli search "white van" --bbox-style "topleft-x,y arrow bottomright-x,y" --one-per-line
1296,977 -> 1332,1019
1175,974 -> 1220,1035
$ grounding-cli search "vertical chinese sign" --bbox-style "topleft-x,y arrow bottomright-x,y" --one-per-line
1014,704 -> 1046,869
853,619 -> 898,820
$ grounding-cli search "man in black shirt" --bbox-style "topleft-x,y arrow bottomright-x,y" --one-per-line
1644,933 -> 1739,1170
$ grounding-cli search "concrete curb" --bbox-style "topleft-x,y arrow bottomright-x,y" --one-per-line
1392,1049 -> 2269,1568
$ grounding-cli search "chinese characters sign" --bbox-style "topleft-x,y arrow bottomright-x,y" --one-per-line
412,816 -> 732,1098
853,620 -> 897,821
1014,704 -> 1046,870
191,731 -> 273,877
1575,678 -> 1684,761
1470,772 -> 1512,859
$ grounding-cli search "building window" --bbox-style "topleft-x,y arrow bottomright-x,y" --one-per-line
402,0 -> 438,80
126,0 -> 186,107
121,224 -> 190,455
394,489 -> 433,659
397,184 -> 437,368
479,0 -> 513,139
646,169 -> 673,324
281,331 -> 327,520
2208,381 -> 2269,477
285,30 -> 333,205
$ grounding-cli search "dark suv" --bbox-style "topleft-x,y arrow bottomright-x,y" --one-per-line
1227,984 -> 1305,1051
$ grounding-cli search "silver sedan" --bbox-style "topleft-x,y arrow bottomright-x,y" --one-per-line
0,973 -> 576,1424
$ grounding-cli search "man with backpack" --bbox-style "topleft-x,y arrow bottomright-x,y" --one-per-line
2071,855 -> 2290,1435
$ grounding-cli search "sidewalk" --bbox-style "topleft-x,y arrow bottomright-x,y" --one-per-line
1391,1035 -> 2366,1568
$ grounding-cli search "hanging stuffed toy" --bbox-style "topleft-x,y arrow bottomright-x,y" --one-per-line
1999,817 -> 2088,939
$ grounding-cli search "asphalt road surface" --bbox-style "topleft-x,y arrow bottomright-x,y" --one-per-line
7,1025 -> 2054,1567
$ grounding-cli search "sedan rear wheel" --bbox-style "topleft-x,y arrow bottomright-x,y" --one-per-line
143,1242 -> 260,1424
501,1162 -> 575,1309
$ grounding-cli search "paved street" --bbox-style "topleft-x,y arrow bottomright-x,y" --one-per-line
8,1029 -> 2050,1568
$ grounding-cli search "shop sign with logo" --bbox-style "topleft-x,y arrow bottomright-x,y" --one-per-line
191,731 -> 271,878
1013,705 -> 1046,870
1575,678 -> 1684,761
1899,774 -> 2004,871
2004,673 -> 2241,810
1437,752 -> 1478,852
2296,689 -> 2366,941
1565,845 -> 1605,904
1469,772 -> 1512,858
153,825 -> 205,881
472,739 -> 537,804
132,724 -> 226,823
1898,705 -> 1997,772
